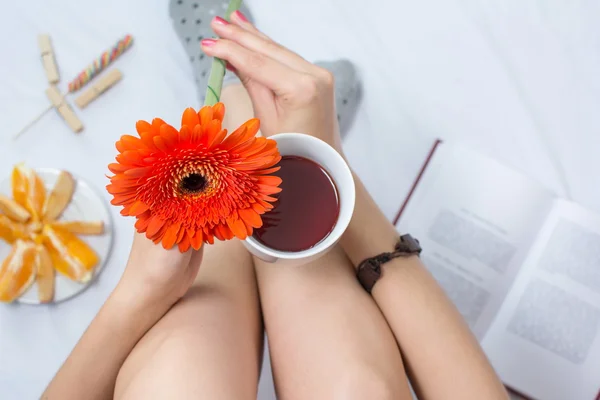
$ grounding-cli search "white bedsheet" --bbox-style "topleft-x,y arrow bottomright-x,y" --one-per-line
1,0 -> 599,398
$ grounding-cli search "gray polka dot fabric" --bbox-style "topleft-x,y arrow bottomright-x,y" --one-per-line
169,0 -> 252,103
169,0 -> 361,135
316,60 -> 361,137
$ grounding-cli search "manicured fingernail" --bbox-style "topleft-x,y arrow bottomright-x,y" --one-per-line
201,39 -> 217,47
213,16 -> 229,25
233,10 -> 249,22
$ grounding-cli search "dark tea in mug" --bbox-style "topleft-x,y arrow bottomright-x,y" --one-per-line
253,156 -> 340,252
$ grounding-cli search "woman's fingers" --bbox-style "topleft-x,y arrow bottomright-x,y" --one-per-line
201,38 -> 301,96
230,10 -> 271,40
211,17 -> 312,73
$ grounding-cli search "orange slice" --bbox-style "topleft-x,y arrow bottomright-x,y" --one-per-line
11,165 -> 28,209
12,165 -> 46,221
35,245 -> 54,303
0,215 -> 26,244
43,171 -> 75,222
0,195 -> 30,222
43,225 -> 99,283
0,240 -> 37,302
51,220 -> 104,235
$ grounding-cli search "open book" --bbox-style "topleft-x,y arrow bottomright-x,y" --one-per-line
395,141 -> 600,400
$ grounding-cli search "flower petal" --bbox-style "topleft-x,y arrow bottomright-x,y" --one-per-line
108,163 -> 129,174
251,202 -> 266,214
198,106 -> 213,125
220,120 -> 260,150
202,120 -> 222,147
208,129 -> 227,150
178,235 -> 191,252
180,125 -> 191,143
204,230 -> 215,245
256,175 -> 283,186
253,166 -> 281,175
153,136 -> 170,153
191,125 -> 203,143
212,102 -> 225,122
124,166 -> 153,178
257,184 -> 282,195
160,124 -> 180,148
146,216 -> 165,239
129,201 -> 150,216
116,135 -> 146,153
162,222 -> 181,250
116,151 -> 145,166
238,208 -> 263,228
136,120 -> 152,135
134,211 -> 152,232
190,230 -> 203,250
181,107 -> 200,128
226,216 -> 247,240
152,118 -> 167,132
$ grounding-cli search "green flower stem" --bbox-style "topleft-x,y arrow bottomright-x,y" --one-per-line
204,0 -> 243,106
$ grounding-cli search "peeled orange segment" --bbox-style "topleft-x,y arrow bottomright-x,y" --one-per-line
11,165 -> 28,209
0,240 -> 37,302
35,245 -> 54,303
11,165 -> 46,221
0,215 -> 27,244
51,220 -> 104,235
43,225 -> 99,283
0,195 -> 30,222
43,171 -> 75,222
0,216 -> 14,243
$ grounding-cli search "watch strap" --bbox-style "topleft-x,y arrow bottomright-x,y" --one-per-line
356,234 -> 421,293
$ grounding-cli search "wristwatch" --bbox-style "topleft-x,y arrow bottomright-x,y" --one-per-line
356,234 -> 422,293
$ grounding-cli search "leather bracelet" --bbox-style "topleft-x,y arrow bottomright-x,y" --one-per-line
356,234 -> 422,293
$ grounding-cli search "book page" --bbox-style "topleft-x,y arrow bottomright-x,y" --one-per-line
482,200 -> 600,400
396,143 -> 555,339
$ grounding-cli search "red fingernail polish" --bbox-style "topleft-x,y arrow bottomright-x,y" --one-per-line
233,10 -> 249,22
214,16 -> 229,25
201,38 -> 217,47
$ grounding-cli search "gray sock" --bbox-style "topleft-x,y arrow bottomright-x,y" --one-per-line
169,0 -> 252,103
169,1 -> 360,136
315,60 -> 361,137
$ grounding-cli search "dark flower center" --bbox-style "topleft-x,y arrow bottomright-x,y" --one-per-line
181,173 -> 207,194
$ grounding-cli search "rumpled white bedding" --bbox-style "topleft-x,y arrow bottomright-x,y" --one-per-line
1,0 -> 599,398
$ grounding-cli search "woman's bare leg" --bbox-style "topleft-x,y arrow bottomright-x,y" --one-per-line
114,87 -> 264,399
115,239 -> 262,399
255,246 -> 412,399
216,81 -> 412,398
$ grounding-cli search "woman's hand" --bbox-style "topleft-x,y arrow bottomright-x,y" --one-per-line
202,12 -> 343,153
117,233 -> 203,311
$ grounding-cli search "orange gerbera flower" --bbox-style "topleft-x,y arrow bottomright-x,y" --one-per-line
107,103 -> 282,252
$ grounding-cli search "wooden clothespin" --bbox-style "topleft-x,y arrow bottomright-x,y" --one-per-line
38,35 -> 60,84
46,86 -> 83,133
75,69 -> 123,109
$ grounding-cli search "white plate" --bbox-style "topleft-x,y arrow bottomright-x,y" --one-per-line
0,168 -> 113,304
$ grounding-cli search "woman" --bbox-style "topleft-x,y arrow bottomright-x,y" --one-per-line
42,11 -> 509,400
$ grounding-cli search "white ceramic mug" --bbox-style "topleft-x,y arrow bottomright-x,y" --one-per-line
244,133 -> 356,266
